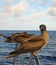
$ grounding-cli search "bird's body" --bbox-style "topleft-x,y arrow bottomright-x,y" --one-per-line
14,34 -> 34,43
0,32 -> 34,43
10,31 -> 49,54
4,32 -> 27,43
4,24 -> 49,59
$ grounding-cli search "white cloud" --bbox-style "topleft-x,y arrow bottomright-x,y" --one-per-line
31,8 -> 50,18
50,7 -> 56,16
0,0 -> 56,30
0,15 -> 56,30
5,0 -> 13,5
49,0 -> 56,16
6,0 -> 13,2
0,0 -> 30,19
52,0 -> 56,3
27,0 -> 37,4
37,0 -> 49,6
1,0 -> 30,18
8,1 -> 29,12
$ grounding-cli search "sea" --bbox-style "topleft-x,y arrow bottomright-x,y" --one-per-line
0,30 -> 56,65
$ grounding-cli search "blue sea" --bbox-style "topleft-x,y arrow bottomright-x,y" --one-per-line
0,30 -> 56,65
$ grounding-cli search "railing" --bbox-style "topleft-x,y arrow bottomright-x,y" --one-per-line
13,43 -> 40,65
13,43 -> 33,65
13,54 -> 33,65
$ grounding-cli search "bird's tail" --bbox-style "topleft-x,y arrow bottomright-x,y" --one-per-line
0,34 -> 7,38
3,51 -> 18,59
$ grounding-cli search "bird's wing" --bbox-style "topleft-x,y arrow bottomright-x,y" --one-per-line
23,35 -> 43,43
4,36 -> 45,59
12,34 -> 34,42
14,37 -> 45,54
16,34 -> 34,38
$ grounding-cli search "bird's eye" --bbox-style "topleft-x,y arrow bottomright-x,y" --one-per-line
40,26 -> 44,30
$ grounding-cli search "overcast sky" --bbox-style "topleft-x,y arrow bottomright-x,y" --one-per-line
0,0 -> 56,30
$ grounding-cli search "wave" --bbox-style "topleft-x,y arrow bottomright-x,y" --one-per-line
40,55 -> 56,61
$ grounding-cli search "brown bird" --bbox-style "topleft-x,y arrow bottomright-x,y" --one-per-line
0,32 -> 34,64
4,24 -> 49,65
0,32 -> 27,43
0,32 -> 34,65
0,31 -> 34,43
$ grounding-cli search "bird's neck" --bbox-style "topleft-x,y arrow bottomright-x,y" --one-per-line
41,30 -> 49,43
40,30 -> 49,49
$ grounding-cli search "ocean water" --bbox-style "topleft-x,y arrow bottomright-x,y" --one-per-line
0,30 -> 56,65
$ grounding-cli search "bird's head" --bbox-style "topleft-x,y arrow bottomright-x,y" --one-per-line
4,38 -> 13,43
22,32 -> 27,34
39,24 -> 46,31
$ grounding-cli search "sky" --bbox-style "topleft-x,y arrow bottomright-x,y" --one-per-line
0,0 -> 56,30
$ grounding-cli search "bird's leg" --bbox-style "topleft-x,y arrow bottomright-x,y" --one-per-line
22,54 -> 25,65
15,43 -> 25,65
29,53 -> 33,65
16,43 -> 20,65
13,43 -> 18,65
32,52 -> 41,65
13,57 -> 16,65
17,55 -> 20,65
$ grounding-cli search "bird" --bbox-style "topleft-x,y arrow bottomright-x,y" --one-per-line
0,32 -> 34,65
0,32 -> 27,43
4,24 -> 49,65
0,31 -> 34,43
9,32 -> 34,65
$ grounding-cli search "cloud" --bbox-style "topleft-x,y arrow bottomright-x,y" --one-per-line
50,7 -> 56,16
8,1 -> 29,12
37,0 -> 49,6
52,0 -> 56,3
6,0 -> 13,2
5,0 -> 13,5
31,8 -> 50,18
27,0 -> 37,4
0,0 -> 56,30
49,0 -> 56,16
0,0 -> 54,19
1,0 -> 30,18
